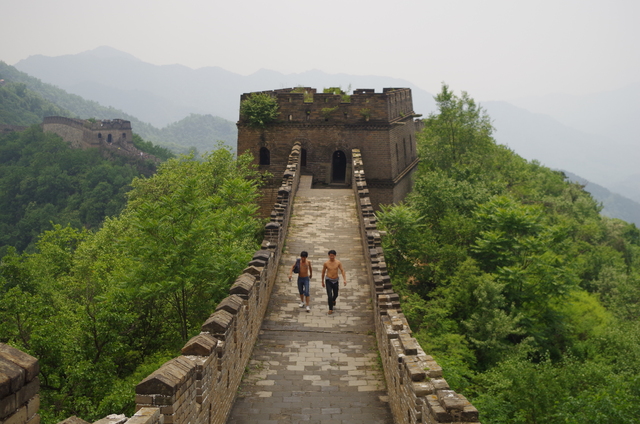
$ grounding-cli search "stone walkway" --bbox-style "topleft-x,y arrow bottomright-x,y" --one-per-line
226,176 -> 393,424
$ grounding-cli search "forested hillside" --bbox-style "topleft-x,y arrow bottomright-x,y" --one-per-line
0,126 -> 166,255
0,62 -> 237,154
378,85 -> 640,423
0,148 -> 263,423
0,80 -> 72,124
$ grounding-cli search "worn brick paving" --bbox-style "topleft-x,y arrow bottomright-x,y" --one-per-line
227,176 -> 393,424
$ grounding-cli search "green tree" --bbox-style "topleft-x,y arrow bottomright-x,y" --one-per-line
378,84 -> 640,421
419,83 -> 494,171
240,92 -> 279,128
120,148 -> 262,341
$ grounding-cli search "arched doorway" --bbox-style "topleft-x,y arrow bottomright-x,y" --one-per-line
332,150 -> 346,183
259,147 -> 270,165
301,148 -> 307,167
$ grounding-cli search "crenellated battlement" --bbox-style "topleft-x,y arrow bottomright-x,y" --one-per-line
239,87 -> 418,125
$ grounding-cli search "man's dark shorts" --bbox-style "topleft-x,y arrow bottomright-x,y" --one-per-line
297,276 -> 310,297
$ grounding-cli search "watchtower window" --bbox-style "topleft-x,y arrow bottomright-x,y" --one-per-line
122,133 -> 126,138
288,115 -> 293,121
107,134 -> 113,143
259,147 -> 270,165
98,133 -> 102,139
301,148 -> 307,167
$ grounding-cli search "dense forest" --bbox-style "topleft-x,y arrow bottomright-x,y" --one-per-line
378,85 -> 640,423
0,62 -> 237,155
0,126 -> 174,255
0,147 -> 264,423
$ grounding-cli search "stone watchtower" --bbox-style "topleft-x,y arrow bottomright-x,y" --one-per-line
43,116 -> 135,150
237,87 -> 422,214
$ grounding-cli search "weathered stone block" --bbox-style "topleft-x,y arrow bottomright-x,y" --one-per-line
424,360 -> 443,378
412,381 -> 435,397
201,310 -> 234,338
0,393 -> 16,420
16,377 -> 39,406
252,250 -> 272,263
57,415 -> 89,424
2,405 -> 27,424
425,395 -> 452,423
230,274 -> 255,298
137,357 -> 195,397
25,395 -> 38,420
241,266 -> 262,277
92,415 -> 127,424
181,334 -> 218,357
26,413 -> 40,424
215,295 -> 244,315
126,408 -> 162,424
0,345 -> 38,383
431,378 -> 450,391
399,333 -> 419,356
0,358 -> 25,395
404,356 -> 427,382
438,390 -> 465,411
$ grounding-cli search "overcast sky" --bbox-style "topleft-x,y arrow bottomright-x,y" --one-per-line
3,0 -> 639,101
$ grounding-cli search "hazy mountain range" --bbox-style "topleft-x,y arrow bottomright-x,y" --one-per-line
7,46 -> 640,224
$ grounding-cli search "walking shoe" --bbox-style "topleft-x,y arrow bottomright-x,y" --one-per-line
299,302 -> 305,308
328,310 -> 333,315
306,306 -> 310,312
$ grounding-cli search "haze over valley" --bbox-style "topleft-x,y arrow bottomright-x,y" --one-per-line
5,45 -> 640,224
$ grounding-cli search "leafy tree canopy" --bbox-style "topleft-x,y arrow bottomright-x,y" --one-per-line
240,92 -> 279,128
0,147 -> 263,423
378,83 -> 640,422
0,127 -> 158,254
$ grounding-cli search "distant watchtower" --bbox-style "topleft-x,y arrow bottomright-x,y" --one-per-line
43,116 -> 134,150
237,87 -> 422,215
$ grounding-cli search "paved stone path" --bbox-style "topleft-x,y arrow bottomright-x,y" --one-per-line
227,175 -> 393,424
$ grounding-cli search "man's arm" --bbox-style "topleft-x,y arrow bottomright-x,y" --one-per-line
321,263 -> 327,287
308,261 -> 313,279
288,262 -> 295,281
339,261 -> 347,286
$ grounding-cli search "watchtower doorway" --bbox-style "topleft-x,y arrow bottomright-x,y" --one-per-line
332,150 -> 346,183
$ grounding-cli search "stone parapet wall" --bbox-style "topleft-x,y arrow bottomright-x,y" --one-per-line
351,149 -> 481,424
240,87 -> 416,124
0,344 -> 40,424
130,141 -> 303,424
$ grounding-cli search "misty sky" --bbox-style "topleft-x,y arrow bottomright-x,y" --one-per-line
2,0 -> 639,101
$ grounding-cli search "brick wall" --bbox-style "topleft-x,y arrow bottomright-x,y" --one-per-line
130,142 -> 303,424
0,344 -> 40,424
237,88 -> 421,213
351,149 -> 481,424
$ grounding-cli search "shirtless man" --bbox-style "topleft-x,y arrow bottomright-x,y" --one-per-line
321,250 -> 346,315
289,251 -> 313,312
